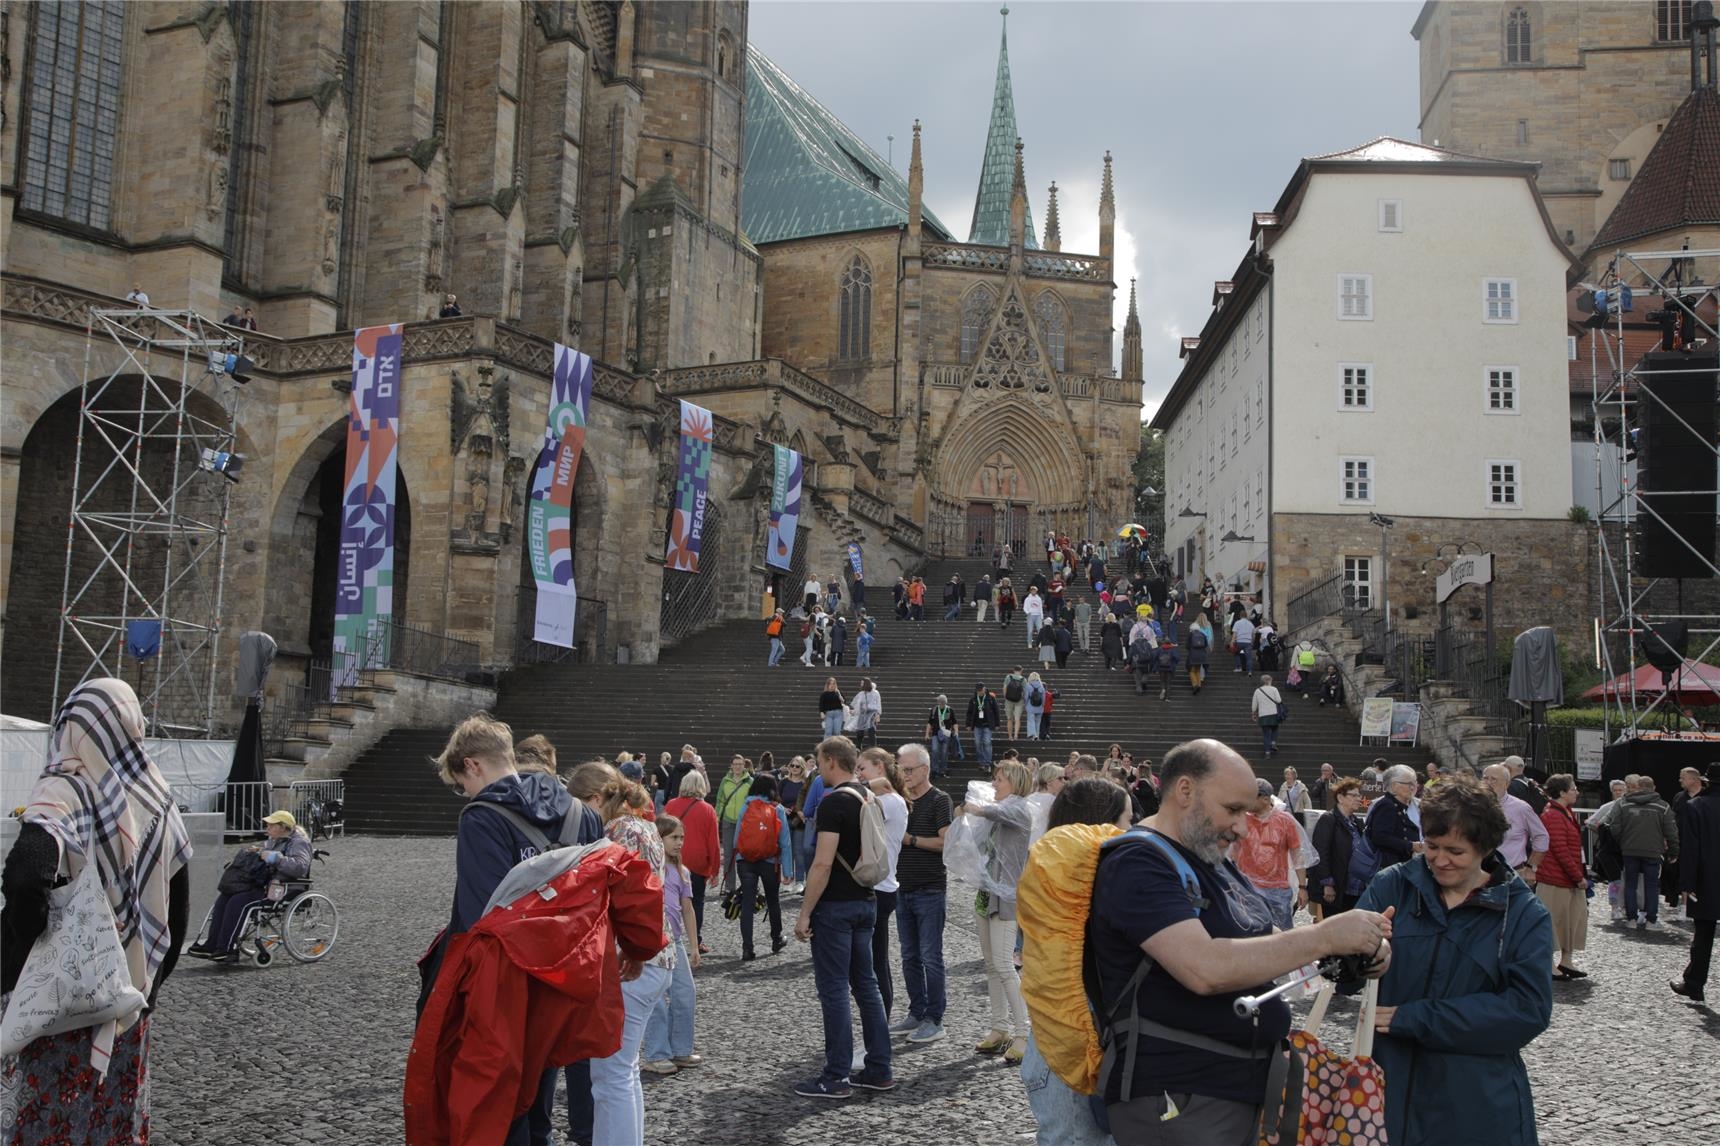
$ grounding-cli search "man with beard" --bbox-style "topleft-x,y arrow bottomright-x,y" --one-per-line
1088,739 -> 1394,1141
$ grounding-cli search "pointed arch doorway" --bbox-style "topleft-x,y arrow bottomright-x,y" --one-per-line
965,449 -> 1033,556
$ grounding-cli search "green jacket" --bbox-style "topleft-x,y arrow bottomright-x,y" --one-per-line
715,772 -> 753,825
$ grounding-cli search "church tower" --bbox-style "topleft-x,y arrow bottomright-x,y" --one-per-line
969,7 -> 1038,248
1099,150 -> 1116,266
1043,182 -> 1062,252
1123,278 -> 1143,385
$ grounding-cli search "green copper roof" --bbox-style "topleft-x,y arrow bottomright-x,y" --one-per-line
968,8 -> 1037,249
742,46 -> 950,245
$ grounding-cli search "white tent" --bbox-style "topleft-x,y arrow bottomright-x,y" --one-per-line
3,713 -> 234,813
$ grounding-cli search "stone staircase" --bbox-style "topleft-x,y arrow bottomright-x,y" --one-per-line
342,555 -> 1417,835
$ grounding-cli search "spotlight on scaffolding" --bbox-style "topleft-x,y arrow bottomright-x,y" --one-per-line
208,351 -> 254,383
198,448 -> 245,483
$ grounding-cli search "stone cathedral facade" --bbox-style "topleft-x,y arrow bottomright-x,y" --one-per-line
0,0 -> 1140,727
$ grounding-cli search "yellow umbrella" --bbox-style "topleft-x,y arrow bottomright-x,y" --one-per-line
1117,523 -> 1148,539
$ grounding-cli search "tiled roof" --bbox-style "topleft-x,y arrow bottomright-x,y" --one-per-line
1589,86 -> 1720,254
967,9 -> 1038,249
741,46 -> 951,245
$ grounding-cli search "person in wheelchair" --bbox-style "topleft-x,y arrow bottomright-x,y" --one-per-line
190,809 -> 313,962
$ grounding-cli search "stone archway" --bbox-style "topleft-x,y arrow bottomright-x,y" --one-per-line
930,401 -> 1087,556
264,421 -> 414,681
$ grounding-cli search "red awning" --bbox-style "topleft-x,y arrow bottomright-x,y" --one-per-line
1582,659 -> 1720,704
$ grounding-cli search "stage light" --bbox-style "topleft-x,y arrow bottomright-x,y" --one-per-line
199,448 -> 244,483
208,352 -> 254,384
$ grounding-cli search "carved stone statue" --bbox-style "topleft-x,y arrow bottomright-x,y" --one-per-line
207,163 -> 228,220
499,455 -> 527,544
465,462 -> 491,535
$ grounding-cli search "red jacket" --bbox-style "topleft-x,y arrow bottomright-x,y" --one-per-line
665,795 -> 721,881
1538,801 -> 1586,889
404,842 -> 666,1146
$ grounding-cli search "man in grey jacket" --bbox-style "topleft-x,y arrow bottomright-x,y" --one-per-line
1615,776 -> 1680,930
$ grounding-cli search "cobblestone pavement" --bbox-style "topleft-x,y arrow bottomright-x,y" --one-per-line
150,836 -> 1719,1145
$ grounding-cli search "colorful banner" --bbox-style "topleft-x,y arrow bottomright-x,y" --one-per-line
332,323 -> 403,693
846,541 -> 864,581
526,343 -> 594,647
666,400 -> 714,573
765,444 -> 802,572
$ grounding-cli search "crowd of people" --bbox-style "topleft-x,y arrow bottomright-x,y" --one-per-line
1,675 -> 1716,1144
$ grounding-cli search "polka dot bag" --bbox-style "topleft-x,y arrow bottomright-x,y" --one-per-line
1260,978 -> 1388,1145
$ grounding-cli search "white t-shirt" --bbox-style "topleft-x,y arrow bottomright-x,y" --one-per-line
804,579 -> 821,598
876,790 -> 908,893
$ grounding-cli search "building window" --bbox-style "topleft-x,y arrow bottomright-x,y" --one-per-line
1608,158 -> 1632,181
717,30 -> 733,79
1339,274 -> 1373,321
1255,379 -> 1264,427
1483,278 -> 1518,323
1033,292 -> 1068,371
1505,6 -> 1532,64
1378,200 -> 1402,232
1340,457 -> 1373,504
1343,556 -> 1374,610
20,1 -> 127,230
838,254 -> 872,361
1256,469 -> 1265,520
1487,460 -> 1521,507
1567,335 -> 1578,361
1516,119 -> 1529,145
961,285 -> 995,363
1485,366 -> 1519,413
1339,363 -> 1373,410
1657,1 -> 1693,41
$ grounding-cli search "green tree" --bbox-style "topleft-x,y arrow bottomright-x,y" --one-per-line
1133,425 -> 1164,547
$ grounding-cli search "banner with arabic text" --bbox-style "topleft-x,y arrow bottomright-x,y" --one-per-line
526,344 -> 594,647
846,541 -> 864,581
665,400 -> 713,573
765,445 -> 802,572
332,324 -> 403,694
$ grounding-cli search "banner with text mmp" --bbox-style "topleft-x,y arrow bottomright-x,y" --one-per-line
765,444 -> 803,572
526,343 -> 594,647
332,324 -> 403,693
666,400 -> 714,573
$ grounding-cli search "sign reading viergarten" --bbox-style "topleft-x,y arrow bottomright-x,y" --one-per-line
1436,553 -> 1494,604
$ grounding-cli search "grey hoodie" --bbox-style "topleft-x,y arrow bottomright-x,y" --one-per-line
1614,790 -> 1679,860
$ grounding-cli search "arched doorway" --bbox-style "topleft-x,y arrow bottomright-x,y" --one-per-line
964,449 -> 1034,556
514,453 -> 604,664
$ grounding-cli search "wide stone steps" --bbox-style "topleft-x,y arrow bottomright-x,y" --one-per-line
343,557 -> 1415,835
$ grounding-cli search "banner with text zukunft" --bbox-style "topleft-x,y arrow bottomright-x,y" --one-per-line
765,445 -> 802,572
526,344 -> 593,647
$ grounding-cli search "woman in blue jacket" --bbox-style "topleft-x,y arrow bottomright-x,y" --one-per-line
1357,776 -> 1553,1146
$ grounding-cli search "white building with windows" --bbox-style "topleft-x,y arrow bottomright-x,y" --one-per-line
1154,138 -> 1588,635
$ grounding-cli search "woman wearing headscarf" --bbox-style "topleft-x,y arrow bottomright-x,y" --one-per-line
1,678 -> 193,1142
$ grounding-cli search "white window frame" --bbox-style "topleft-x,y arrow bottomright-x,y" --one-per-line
1484,365 -> 1520,414
1608,158 -> 1632,182
1339,273 -> 1373,321
1566,335 -> 1578,361
1485,459 -> 1523,509
1342,556 -> 1374,610
1338,362 -> 1374,411
1483,278 -> 1518,324
1378,199 -> 1403,233
1340,456 -> 1374,505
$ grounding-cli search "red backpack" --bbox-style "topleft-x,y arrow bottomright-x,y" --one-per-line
736,800 -> 782,863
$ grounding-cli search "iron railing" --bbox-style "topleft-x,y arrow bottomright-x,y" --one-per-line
660,499 -> 726,646
372,618 -> 481,681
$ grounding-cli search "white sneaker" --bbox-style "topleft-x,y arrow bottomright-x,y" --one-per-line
641,1059 -> 679,1075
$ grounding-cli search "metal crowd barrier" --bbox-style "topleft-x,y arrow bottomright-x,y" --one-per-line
290,779 -> 346,839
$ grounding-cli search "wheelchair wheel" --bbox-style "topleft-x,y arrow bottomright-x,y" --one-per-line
283,892 -> 339,962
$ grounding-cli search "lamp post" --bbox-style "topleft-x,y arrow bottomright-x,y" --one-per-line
1368,512 -> 1395,629
1179,506 -> 1207,583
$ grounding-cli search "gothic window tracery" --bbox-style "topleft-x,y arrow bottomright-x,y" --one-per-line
1033,291 -> 1068,371
838,254 -> 873,362
961,285 -> 996,363
21,1 -> 126,230
1505,7 -> 1531,64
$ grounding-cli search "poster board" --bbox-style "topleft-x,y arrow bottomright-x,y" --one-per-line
1574,728 -> 1606,781
1389,702 -> 1422,746
1359,698 -> 1394,741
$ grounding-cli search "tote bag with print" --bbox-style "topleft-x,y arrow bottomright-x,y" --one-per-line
1260,978 -> 1388,1146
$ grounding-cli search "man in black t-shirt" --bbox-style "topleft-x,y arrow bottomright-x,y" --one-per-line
1090,739 -> 1394,1140
892,743 -> 954,1044
791,735 -> 894,1099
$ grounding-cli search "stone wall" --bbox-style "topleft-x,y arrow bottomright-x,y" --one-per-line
1271,512 -> 1595,653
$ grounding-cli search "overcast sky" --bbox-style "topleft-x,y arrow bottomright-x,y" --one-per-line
750,0 -> 1423,419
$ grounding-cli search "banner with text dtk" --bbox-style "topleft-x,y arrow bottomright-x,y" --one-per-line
766,445 -> 803,572
666,401 -> 714,573
526,343 -> 594,647
332,324 -> 403,694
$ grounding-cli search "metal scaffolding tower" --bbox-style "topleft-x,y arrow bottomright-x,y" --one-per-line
1587,246 -> 1720,741
53,308 -> 249,737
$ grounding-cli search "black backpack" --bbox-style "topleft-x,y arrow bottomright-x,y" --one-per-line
1028,684 -> 1045,706
1005,676 -> 1024,702
1189,628 -> 1209,651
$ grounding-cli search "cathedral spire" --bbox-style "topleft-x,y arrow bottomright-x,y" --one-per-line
968,6 -> 1038,248
1009,139 -> 1028,252
1098,150 -> 1115,265
907,119 -> 924,247
1123,278 -> 1143,384
1043,181 -> 1061,252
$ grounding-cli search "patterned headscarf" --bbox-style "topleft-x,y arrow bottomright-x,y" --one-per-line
24,678 -> 193,1009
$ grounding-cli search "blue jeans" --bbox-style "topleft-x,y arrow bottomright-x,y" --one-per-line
822,710 -> 844,737
590,962 -> 671,1145
642,935 -> 696,1061
945,601 -> 962,620
931,734 -> 952,776
809,898 -> 891,1081
1022,1032 -> 1116,1146
856,647 -> 871,667
768,637 -> 784,666
1624,856 -> 1661,923
788,827 -> 804,880
1258,885 -> 1296,931
1260,718 -> 1279,754
895,888 -> 947,1023
1026,710 -> 1041,738
973,725 -> 994,765
1236,645 -> 1255,673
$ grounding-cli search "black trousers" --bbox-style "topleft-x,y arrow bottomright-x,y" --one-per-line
1685,918 -> 1717,993
737,858 -> 783,957
689,871 -> 708,944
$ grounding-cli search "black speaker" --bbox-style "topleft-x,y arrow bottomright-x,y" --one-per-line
1641,618 -> 1688,673
1636,351 -> 1717,579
